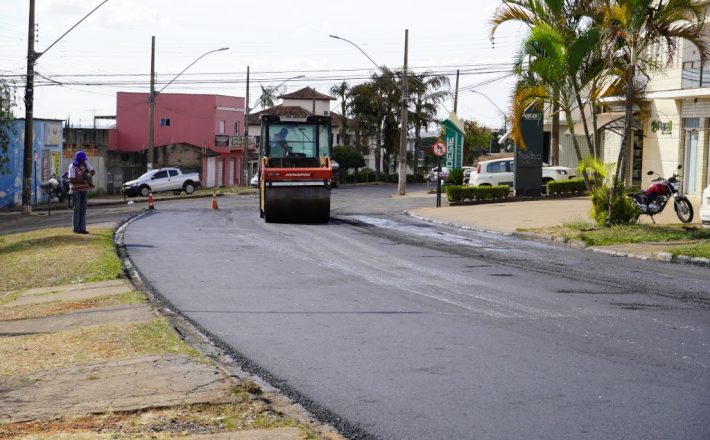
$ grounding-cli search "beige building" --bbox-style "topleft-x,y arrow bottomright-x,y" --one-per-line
551,3 -> 710,197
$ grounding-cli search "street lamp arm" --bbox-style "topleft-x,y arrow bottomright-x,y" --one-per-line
329,34 -> 383,74
470,90 -> 507,121
37,0 -> 111,61
158,47 -> 229,94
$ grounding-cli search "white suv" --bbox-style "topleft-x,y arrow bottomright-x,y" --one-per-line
469,158 -> 576,187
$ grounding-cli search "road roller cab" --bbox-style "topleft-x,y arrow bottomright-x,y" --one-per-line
258,114 -> 334,223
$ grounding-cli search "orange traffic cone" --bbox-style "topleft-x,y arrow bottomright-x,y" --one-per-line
147,192 -> 155,210
211,189 -> 219,210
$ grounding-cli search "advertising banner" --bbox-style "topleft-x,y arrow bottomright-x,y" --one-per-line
442,112 -> 465,170
514,110 -> 543,196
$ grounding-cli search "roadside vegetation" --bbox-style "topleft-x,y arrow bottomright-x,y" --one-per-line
491,0 -> 709,225
0,227 -> 122,292
0,226 -> 330,439
522,222 -> 710,258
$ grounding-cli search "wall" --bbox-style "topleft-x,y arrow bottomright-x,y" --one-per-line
112,92 -> 245,152
63,127 -> 110,192
641,99 -> 682,189
0,119 -> 63,208
282,98 -> 331,116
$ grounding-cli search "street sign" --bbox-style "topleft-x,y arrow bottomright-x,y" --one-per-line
432,142 -> 447,157
33,150 -> 38,163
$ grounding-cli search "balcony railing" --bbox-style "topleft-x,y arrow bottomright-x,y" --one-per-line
681,60 -> 710,89
215,135 -> 259,149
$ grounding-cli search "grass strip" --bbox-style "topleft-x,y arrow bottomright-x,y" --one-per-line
0,227 -> 123,292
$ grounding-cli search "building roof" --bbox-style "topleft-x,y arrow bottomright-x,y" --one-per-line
279,87 -> 335,101
247,105 -> 312,125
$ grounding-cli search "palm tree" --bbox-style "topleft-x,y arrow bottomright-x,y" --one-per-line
491,0 -> 574,165
409,72 -> 450,176
598,0 -> 709,223
330,81 -> 351,146
256,85 -> 278,110
510,21 -> 603,163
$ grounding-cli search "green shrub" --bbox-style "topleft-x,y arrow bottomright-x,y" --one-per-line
445,185 -> 511,202
446,168 -> 464,186
546,178 -> 587,194
589,185 -> 639,225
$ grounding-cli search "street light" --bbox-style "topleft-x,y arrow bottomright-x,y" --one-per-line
470,90 -> 508,153
470,89 -> 508,131
147,45 -> 229,170
330,31 -> 409,196
21,0 -> 111,213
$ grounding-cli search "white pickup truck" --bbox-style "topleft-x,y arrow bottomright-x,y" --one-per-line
123,167 -> 200,197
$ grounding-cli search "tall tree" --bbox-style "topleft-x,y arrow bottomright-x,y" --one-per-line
491,0 -> 572,165
256,84 -> 278,110
409,72 -> 450,175
597,0 -> 709,223
330,81 -> 351,146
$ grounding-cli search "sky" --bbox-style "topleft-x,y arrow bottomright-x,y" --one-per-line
1,0 -> 526,130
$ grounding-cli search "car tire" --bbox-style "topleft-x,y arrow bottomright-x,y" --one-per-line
139,185 -> 151,197
183,182 -> 195,194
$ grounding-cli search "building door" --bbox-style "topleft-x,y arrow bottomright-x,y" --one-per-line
684,129 -> 699,194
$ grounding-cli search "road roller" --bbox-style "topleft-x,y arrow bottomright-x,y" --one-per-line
258,114 -> 334,223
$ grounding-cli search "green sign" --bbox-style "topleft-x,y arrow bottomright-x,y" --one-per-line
442,112 -> 464,170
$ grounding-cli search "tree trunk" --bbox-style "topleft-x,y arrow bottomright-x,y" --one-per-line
608,61 -> 636,225
550,101 -> 560,166
563,109 -> 584,162
574,89 -> 594,159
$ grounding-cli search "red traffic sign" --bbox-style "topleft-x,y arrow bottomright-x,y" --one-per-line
432,142 -> 447,157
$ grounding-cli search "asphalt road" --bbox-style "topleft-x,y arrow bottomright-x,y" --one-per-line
119,186 -> 709,440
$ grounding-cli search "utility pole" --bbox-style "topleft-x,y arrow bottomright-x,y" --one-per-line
453,69 -> 460,114
21,0 -> 110,213
148,36 -> 155,170
242,66 -> 250,187
22,0 -> 36,213
397,29 -> 409,196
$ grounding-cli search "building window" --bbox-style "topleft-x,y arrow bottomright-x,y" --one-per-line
219,120 -> 226,134
235,121 -> 241,136
160,118 -> 171,126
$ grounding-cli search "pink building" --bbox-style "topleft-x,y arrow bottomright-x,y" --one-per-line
109,92 -> 248,187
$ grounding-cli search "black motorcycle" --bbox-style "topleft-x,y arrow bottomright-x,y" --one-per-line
628,165 -> 693,223
40,173 -> 71,206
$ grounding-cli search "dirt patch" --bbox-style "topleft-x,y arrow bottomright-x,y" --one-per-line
0,304 -> 155,336
0,290 -> 145,322
0,318 -> 200,377
0,398 -> 309,439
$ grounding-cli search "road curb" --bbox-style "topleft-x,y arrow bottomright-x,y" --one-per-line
113,215 -> 355,440
405,210 -> 709,269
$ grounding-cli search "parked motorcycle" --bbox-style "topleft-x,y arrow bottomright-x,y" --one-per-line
40,173 -> 71,205
629,165 -> 694,223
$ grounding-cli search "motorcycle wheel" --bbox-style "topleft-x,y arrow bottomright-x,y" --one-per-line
674,198 -> 694,223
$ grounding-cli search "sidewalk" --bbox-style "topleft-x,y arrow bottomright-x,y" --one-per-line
408,194 -> 709,266
0,225 -> 341,440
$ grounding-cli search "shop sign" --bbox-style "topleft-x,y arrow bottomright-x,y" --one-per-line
651,120 -> 672,134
